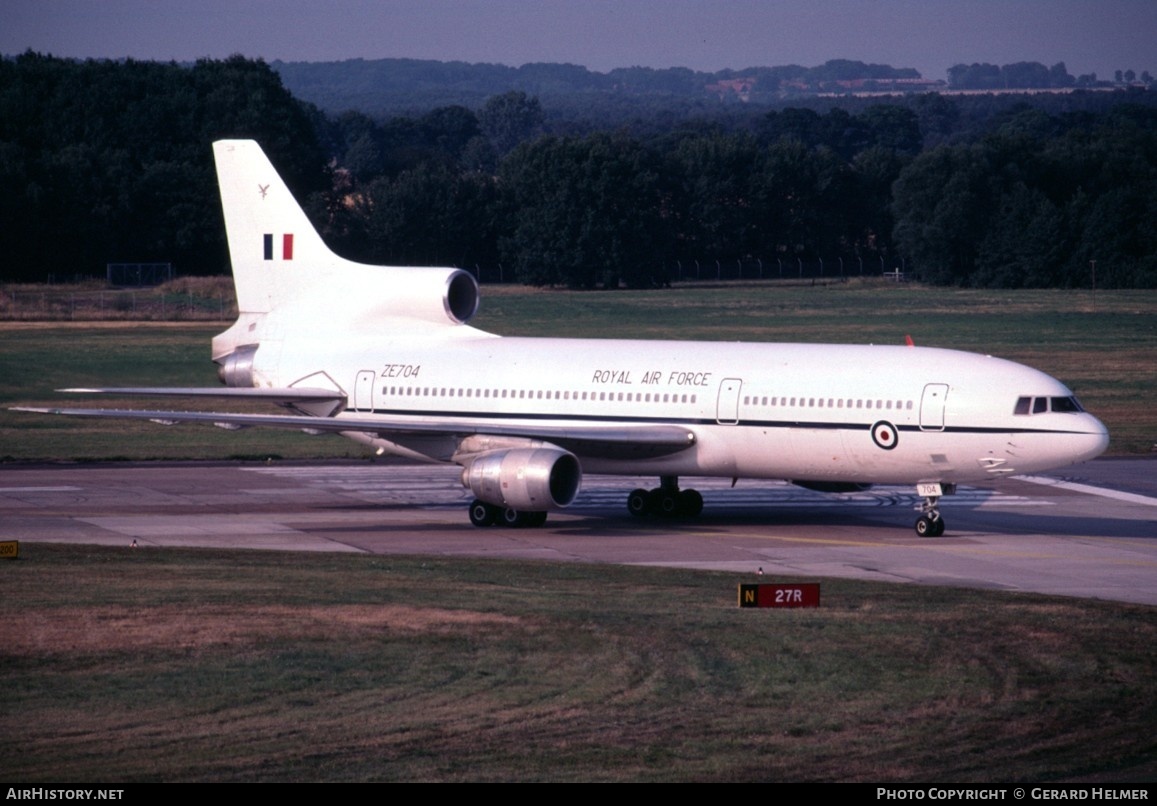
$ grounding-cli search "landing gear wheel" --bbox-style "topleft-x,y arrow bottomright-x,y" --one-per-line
501,507 -> 527,528
915,516 -> 946,537
626,478 -> 704,519
497,508 -> 548,528
678,489 -> 704,518
657,491 -> 680,517
469,499 -> 497,527
627,488 -> 650,517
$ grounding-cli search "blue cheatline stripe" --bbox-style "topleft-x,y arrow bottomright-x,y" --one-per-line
343,406 -> 1093,437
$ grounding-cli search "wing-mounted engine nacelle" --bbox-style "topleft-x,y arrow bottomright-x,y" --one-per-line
463,448 -> 581,511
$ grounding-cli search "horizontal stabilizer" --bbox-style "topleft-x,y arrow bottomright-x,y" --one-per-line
60,387 -> 344,402
58,387 -> 347,417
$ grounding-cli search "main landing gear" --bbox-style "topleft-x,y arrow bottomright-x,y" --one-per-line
468,499 -> 548,528
627,476 -> 704,519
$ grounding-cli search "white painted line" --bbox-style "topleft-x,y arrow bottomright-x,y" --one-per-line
1017,475 -> 1157,507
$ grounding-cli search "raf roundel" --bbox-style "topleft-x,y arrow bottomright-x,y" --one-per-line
871,420 -> 899,451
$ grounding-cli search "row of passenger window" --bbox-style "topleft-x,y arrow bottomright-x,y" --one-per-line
384,386 -> 699,404
1013,396 -> 1085,415
380,383 -> 918,413
744,395 -> 914,411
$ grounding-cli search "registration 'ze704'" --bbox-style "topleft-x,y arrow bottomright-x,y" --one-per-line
19,140 -> 1109,536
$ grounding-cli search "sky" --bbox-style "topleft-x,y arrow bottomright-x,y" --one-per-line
3,0 -> 1154,83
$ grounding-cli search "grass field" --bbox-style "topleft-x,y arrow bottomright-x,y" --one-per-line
3,279 -> 1155,458
3,543 -> 1156,782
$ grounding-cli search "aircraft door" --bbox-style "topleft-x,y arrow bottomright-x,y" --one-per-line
354,370 -> 376,412
920,383 -> 949,431
716,378 -> 742,424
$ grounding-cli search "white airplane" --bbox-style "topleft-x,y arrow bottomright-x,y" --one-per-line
20,139 -> 1110,536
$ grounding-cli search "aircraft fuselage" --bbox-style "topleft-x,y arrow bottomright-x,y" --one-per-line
255,327 -> 1108,486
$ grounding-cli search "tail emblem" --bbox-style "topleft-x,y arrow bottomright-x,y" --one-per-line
262,233 -> 294,261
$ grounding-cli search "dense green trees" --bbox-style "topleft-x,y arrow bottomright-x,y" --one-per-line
893,105 -> 1157,287
0,53 -> 325,280
500,134 -> 669,288
3,53 -> 1155,288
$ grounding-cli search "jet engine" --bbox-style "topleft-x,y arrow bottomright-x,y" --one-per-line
463,448 -> 581,511
345,266 -> 480,327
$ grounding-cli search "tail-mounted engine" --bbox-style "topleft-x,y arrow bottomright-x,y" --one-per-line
463,448 -> 581,511
345,266 -> 480,327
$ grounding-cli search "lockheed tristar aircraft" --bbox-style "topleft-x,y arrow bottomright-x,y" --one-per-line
20,140 -> 1110,536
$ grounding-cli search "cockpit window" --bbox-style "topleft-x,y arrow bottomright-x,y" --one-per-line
1014,395 -> 1086,415
1051,396 -> 1084,413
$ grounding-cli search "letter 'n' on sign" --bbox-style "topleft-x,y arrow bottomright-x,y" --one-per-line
263,233 -> 294,261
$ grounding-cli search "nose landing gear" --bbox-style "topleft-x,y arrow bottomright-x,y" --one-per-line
914,482 -> 955,537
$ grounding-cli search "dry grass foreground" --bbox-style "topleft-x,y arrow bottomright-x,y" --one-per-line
3,544 -> 1156,782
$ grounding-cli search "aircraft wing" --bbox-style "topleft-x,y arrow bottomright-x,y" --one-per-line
55,386 -> 347,417
13,404 -> 697,460
59,386 -> 344,401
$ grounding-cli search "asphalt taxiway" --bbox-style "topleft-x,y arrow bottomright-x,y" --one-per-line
2,459 -> 1155,605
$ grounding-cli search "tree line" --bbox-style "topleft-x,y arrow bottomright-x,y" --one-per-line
947,61 -> 1154,90
1,53 -> 1155,288
273,57 -> 925,119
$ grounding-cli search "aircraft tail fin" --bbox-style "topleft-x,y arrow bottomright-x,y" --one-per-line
212,139 -> 338,314
212,139 -> 480,332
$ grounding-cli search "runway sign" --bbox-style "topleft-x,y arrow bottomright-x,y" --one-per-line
738,582 -> 820,608
0,541 -> 19,560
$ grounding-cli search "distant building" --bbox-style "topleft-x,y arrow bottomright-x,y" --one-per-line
705,78 -> 757,101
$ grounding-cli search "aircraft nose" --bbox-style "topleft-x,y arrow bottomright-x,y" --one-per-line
1076,414 -> 1110,462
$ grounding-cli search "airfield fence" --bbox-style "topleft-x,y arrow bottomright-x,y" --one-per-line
467,257 -> 910,285
2,257 -> 911,320
1,279 -> 238,321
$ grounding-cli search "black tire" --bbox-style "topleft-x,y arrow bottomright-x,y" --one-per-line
627,488 -> 651,517
915,516 -> 933,537
469,499 -> 496,527
678,489 -> 704,518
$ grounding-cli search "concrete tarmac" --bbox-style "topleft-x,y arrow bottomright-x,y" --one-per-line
2,459 -> 1155,605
